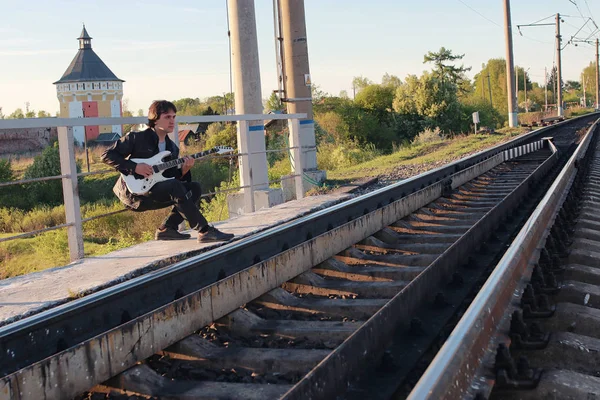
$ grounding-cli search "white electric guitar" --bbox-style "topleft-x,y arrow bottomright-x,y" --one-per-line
123,146 -> 235,195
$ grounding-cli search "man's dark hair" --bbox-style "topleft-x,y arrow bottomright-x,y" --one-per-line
148,100 -> 177,128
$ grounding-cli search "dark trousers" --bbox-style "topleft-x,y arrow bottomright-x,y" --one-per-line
136,180 -> 208,230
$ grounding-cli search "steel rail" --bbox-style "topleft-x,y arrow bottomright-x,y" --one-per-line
407,118 -> 600,400
281,137 -> 560,400
0,115 -> 595,384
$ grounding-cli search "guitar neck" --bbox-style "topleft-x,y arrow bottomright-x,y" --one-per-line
156,149 -> 215,172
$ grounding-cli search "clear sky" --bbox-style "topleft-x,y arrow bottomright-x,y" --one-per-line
1,0 -> 599,115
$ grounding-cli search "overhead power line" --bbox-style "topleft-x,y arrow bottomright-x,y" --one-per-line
455,0 -> 500,27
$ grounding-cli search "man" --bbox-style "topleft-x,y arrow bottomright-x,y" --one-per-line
101,100 -> 234,243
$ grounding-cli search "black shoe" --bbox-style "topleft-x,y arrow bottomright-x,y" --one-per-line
197,226 -> 234,243
155,227 -> 191,240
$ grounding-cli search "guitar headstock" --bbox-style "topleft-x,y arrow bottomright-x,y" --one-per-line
213,146 -> 235,155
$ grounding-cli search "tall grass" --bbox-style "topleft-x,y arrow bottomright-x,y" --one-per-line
317,141 -> 382,171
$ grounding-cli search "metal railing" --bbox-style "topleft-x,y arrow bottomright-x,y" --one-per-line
0,113 -> 308,261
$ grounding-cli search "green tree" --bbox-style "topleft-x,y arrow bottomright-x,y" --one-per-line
354,84 -> 395,124
311,84 -> 328,103
37,110 -> 52,118
546,66 -> 564,105
203,122 -> 237,150
473,59 -> 509,116
565,80 -> 581,91
265,92 -> 284,113
0,107 -> 4,119
580,62 -> 597,104
352,76 -> 373,95
393,71 -> 462,134
381,73 -> 402,89
514,66 -> 533,109
8,108 -> 24,119
423,47 -> 471,85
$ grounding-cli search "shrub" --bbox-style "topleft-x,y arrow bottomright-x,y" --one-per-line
265,127 -> 287,166
190,159 -> 231,194
268,157 -> 292,187
200,173 -> 240,222
412,127 -> 444,146
22,143 -> 82,207
0,159 -> 25,209
79,171 -> 120,205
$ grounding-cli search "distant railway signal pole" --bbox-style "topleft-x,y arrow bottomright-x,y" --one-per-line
503,0 -> 518,127
596,39 -> 600,109
556,13 -> 564,116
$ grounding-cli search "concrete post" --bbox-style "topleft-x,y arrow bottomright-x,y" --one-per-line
595,39 -> 600,110
227,0 -> 269,191
58,126 -> 84,261
237,120 -> 255,212
290,119 -> 304,200
226,0 -> 283,216
503,0 -> 518,127
279,0 -> 326,198
556,13 -> 564,116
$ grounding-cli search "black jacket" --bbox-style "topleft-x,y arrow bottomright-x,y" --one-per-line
101,128 -> 189,209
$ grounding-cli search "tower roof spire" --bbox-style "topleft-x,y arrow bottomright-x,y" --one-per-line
78,24 -> 92,40
78,24 -> 92,49
53,25 -> 124,84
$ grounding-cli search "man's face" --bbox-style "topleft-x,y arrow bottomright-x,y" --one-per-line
154,110 -> 176,134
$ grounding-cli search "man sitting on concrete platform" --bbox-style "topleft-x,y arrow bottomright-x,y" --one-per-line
101,100 -> 234,243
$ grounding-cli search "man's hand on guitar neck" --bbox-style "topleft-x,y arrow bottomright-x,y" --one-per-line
135,163 -> 153,178
181,156 -> 195,176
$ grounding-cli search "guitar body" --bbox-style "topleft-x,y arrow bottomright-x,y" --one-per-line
123,151 -> 174,195
120,146 -> 234,195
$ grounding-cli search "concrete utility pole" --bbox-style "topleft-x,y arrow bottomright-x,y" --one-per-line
596,39 -> 600,109
583,76 -> 587,107
556,13 -> 564,116
279,0 -> 325,197
523,69 -> 527,112
524,67 -> 530,112
227,0 -> 279,214
487,72 -> 493,108
545,66 -> 548,111
503,0 -> 517,127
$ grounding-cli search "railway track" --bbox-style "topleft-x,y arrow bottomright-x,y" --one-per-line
0,114 -> 597,400
486,125 -> 600,400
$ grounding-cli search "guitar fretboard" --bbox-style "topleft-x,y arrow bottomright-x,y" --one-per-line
156,149 -> 216,172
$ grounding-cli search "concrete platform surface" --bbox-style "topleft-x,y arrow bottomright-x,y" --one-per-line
0,192 -> 358,326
